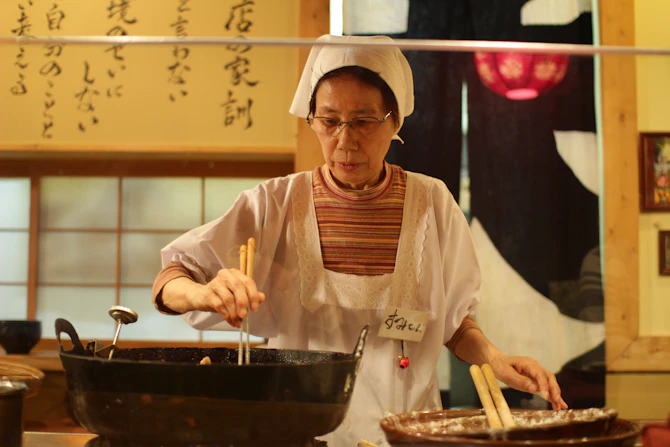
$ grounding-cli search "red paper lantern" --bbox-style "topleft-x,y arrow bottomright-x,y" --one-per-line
474,52 -> 570,100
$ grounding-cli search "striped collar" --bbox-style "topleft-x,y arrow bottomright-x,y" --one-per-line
318,161 -> 394,202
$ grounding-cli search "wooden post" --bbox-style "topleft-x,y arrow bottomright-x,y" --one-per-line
294,0 -> 329,173
599,0 -> 641,370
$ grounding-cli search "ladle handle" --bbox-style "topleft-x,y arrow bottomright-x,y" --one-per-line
353,324 -> 369,359
55,318 -> 86,355
108,321 -> 124,360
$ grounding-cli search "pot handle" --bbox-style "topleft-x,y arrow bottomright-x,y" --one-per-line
352,324 -> 369,359
55,318 -> 86,355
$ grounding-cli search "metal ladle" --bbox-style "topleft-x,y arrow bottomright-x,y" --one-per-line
107,306 -> 138,360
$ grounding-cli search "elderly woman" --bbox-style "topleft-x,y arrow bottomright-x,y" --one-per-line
151,34 -> 567,447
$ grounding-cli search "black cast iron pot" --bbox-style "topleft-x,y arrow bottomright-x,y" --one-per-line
0,381 -> 26,447
55,318 -> 368,446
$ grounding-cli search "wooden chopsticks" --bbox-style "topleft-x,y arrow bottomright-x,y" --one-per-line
470,364 -> 516,429
238,237 -> 255,366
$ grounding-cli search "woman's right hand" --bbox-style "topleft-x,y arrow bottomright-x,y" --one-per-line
186,268 -> 266,328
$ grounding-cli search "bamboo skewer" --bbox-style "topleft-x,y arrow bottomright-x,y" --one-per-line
481,364 -> 516,428
469,364 -> 503,429
238,244 -> 248,366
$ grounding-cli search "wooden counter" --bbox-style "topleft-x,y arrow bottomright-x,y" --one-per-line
1,351 -> 64,372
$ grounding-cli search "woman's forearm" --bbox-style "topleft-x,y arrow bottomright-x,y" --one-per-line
451,325 -> 568,409
159,277 -> 202,314
153,264 -> 265,326
450,327 -> 503,366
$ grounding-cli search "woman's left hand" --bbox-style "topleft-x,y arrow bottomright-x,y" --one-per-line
488,355 -> 568,410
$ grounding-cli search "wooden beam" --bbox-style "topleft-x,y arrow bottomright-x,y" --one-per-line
600,0 -> 650,371
294,0 -> 329,173
0,159 -> 294,178
0,144 -> 295,157
609,336 -> 670,371
26,177 -> 40,320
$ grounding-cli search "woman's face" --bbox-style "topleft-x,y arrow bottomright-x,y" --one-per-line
313,73 -> 396,190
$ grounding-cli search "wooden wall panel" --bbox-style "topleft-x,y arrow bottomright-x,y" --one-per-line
0,1 -> 299,155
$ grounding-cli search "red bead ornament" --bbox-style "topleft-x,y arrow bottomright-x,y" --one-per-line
398,356 -> 410,369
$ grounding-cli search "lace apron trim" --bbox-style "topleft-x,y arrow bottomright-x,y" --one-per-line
292,172 -> 429,312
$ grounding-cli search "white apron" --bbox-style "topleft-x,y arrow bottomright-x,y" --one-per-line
288,173 -> 439,447
172,170 -> 480,447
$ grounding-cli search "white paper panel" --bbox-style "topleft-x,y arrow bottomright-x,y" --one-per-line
0,178 -> 30,229
120,233 -> 184,284
122,178 -> 202,230
521,0 -> 592,26
0,232 -> 29,283
204,178 -> 267,223
39,233 -> 117,283
343,0 -> 409,34
37,286 -> 116,340
0,286 -> 28,319
553,130 -> 599,195
41,177 -> 119,229
119,288 -> 199,341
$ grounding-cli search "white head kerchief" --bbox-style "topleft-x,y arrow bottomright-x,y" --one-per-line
289,34 -> 414,143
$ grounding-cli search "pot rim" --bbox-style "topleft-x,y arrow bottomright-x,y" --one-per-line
0,380 -> 28,397
59,346 -> 360,368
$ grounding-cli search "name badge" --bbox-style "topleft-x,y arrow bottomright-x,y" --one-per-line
377,306 -> 430,343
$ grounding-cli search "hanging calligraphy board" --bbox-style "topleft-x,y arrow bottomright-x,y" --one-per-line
0,0 -> 299,154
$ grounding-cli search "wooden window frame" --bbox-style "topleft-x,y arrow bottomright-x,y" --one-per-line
0,158 -> 293,349
0,0 -> 330,350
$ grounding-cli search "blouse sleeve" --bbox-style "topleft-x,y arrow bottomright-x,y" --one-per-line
155,178 -> 290,338
430,178 -> 482,345
152,261 -> 194,315
445,315 -> 482,360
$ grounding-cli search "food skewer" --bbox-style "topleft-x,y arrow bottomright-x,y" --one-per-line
481,363 -> 516,428
469,364 -> 503,429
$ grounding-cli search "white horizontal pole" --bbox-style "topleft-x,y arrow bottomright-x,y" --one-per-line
0,35 -> 667,56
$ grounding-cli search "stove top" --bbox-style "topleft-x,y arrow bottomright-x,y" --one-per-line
23,432 -> 328,447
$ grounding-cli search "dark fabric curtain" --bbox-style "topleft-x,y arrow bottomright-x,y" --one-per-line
465,1 -> 598,304
385,1 -> 468,202
381,0 -> 604,408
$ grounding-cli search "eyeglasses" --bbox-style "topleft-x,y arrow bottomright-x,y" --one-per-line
307,111 -> 393,137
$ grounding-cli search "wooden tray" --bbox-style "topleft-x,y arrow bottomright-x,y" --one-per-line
380,409 -> 637,445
